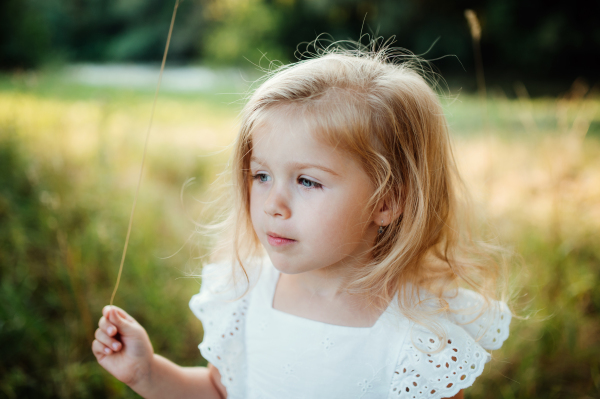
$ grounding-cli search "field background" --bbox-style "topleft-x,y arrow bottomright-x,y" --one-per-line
1,0 -> 600,397
1,71 -> 599,398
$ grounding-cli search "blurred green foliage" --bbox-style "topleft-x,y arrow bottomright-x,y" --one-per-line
1,0 -> 599,89
0,76 -> 231,398
1,71 -> 600,398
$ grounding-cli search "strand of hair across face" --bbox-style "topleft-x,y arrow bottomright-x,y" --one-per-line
110,0 -> 180,306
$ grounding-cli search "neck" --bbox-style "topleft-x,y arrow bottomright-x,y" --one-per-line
272,250 -> 389,328
283,251 -> 373,300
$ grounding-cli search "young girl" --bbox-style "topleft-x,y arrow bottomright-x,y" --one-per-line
92,43 -> 511,399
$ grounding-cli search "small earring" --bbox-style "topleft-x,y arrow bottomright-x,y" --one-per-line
378,220 -> 384,235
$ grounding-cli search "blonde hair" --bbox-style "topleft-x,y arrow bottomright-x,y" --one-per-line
209,40 -> 509,341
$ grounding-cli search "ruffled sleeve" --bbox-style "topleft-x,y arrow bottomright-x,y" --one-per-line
388,289 -> 511,399
446,288 -> 511,350
189,261 -> 258,399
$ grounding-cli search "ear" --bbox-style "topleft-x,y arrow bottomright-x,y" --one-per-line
372,195 -> 403,227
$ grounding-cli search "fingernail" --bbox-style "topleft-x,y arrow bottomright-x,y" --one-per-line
108,326 -> 115,335
112,343 -> 120,350
104,348 -> 111,354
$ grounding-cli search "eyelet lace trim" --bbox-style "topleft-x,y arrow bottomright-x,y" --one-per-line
190,261 -> 257,399
195,297 -> 249,398
389,327 -> 489,399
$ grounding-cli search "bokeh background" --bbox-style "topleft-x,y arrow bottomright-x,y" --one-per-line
1,0 -> 599,398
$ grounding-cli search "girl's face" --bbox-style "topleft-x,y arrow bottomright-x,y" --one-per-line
249,109 -> 380,275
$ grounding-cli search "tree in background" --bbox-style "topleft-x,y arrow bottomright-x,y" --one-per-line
1,0 -> 598,88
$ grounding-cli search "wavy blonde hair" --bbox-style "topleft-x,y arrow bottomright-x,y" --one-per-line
208,40 -> 509,340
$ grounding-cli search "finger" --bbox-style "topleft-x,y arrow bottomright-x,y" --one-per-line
95,328 -> 122,352
104,305 -> 134,322
103,305 -> 117,317
107,307 -> 140,336
92,339 -> 112,357
99,316 -> 118,337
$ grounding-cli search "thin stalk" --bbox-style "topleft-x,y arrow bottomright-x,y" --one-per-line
110,0 -> 180,306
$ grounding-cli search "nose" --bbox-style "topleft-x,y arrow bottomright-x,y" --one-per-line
264,183 -> 291,219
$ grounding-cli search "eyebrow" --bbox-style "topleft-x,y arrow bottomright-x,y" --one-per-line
250,156 -> 340,176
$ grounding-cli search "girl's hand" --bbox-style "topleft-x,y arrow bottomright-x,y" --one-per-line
92,306 -> 154,387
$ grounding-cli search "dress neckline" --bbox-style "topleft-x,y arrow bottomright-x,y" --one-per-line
264,263 -> 395,332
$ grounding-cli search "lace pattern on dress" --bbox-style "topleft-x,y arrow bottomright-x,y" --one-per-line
388,289 -> 511,398
389,325 -> 489,399
190,262 -> 257,399
197,298 -> 248,397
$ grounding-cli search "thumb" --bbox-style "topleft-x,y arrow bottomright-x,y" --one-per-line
107,306 -> 139,336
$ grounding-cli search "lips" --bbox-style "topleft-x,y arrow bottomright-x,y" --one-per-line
266,232 -> 296,246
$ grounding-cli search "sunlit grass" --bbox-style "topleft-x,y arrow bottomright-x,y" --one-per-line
1,71 -> 599,398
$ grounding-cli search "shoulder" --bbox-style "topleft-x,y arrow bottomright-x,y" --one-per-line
189,257 -> 272,325
189,258 -> 265,312
444,288 -> 511,350
387,288 -> 511,399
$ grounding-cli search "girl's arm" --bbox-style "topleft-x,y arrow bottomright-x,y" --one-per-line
208,363 -> 228,398
92,306 -> 225,399
129,356 -> 225,399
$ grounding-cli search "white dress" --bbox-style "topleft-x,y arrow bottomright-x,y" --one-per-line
189,259 -> 511,399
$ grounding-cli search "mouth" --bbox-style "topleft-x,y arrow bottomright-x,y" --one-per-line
266,232 -> 297,247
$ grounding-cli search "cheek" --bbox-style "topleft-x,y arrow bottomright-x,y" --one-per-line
300,194 -> 369,245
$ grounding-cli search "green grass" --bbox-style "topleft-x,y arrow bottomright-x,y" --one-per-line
1,71 -> 599,398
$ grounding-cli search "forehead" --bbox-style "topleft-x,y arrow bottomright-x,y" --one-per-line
251,109 -> 333,159
249,105 -> 357,172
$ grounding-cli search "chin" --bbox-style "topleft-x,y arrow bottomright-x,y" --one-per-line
267,253 -> 308,275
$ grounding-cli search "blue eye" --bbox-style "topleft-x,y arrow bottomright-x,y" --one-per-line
299,177 -> 322,189
252,173 -> 270,182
